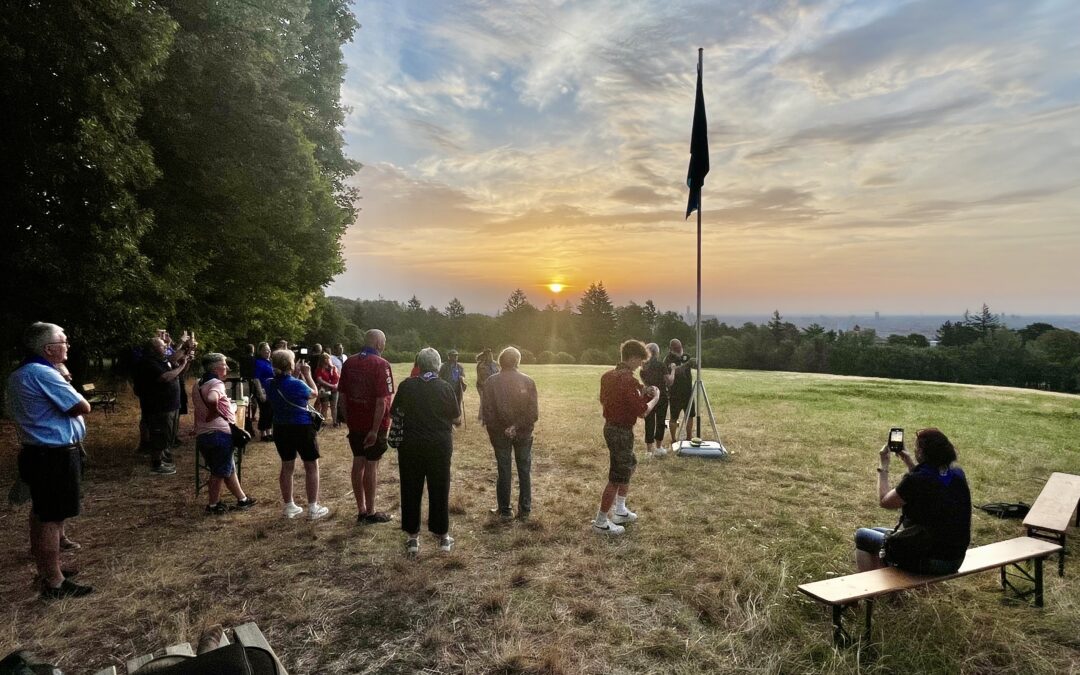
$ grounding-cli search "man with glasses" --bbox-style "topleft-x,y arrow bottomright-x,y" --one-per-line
5,322 -> 94,599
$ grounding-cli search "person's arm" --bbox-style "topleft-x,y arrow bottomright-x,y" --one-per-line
877,445 -> 905,509
158,354 -> 192,383
640,385 -> 661,417
526,380 -> 539,427
298,363 -> 318,401
363,397 -> 387,448
665,363 -> 676,387
67,399 -> 92,416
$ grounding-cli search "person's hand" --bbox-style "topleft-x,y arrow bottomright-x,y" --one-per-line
505,425 -> 516,439
879,444 -> 891,469
897,448 -> 914,467
298,362 -> 311,376
363,430 -> 377,449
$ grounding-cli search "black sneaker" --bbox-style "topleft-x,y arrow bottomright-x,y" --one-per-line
151,463 -> 176,475
206,502 -> 230,515
234,497 -> 257,510
41,578 -> 94,600
364,512 -> 393,524
162,450 -> 174,464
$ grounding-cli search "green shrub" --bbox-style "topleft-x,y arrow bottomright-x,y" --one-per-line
580,347 -> 616,365
537,350 -> 556,364
555,351 -> 576,364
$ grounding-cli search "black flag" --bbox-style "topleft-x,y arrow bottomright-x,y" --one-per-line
685,52 -> 709,219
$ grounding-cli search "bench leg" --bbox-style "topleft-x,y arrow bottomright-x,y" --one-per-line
1035,557 -> 1044,608
863,599 -> 874,644
831,605 -> 851,647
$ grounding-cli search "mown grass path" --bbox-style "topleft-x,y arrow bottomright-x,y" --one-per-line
2,366 -> 1078,673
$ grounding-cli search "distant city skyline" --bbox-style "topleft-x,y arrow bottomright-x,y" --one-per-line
329,0 -> 1080,315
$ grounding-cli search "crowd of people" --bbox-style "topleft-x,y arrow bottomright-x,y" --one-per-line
6,322 -> 972,600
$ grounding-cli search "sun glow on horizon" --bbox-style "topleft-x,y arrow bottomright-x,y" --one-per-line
547,283 -> 565,293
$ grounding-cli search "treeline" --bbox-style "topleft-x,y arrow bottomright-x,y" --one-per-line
2,1 -> 358,373
320,292 -> 1080,394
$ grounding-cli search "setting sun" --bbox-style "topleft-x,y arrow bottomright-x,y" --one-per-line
547,283 -> 565,293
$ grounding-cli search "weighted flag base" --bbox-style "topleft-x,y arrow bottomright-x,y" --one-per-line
673,439 -> 728,460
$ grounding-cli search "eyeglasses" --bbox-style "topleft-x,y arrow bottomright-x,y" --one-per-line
46,340 -> 71,346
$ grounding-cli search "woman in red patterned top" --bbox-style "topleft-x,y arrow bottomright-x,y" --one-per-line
314,352 -> 340,425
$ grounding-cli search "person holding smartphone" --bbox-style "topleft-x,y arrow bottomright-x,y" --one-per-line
854,428 -> 972,574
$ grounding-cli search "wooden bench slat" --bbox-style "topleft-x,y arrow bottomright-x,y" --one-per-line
233,622 -> 289,675
798,536 -> 1062,605
125,653 -> 155,673
92,668 -> 118,675
1023,472 -> 1080,533
164,642 -> 195,657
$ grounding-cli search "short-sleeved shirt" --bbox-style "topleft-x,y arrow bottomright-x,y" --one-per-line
315,366 -> 340,388
340,350 -> 394,434
265,375 -> 313,425
665,352 -> 692,400
896,464 -> 972,561
639,358 -> 668,398
600,363 -> 648,428
253,358 -> 274,386
192,377 -> 233,435
330,354 -> 344,372
439,362 -> 466,395
6,361 -> 87,447
389,374 -> 459,452
133,355 -> 181,413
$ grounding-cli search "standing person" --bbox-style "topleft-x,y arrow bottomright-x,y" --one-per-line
481,347 -> 538,521
330,344 -> 346,427
439,349 -> 467,416
475,348 -> 498,425
265,349 -> 329,520
252,342 -> 274,442
6,322 -> 93,598
391,348 -> 462,556
313,353 -> 339,426
665,339 -> 694,446
340,329 -> 395,524
592,340 -> 660,535
640,343 -> 673,457
855,428 -> 972,573
133,336 -> 192,475
192,353 -> 256,514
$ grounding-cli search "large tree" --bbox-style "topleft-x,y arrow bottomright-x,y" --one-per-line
1,1 -> 176,367
577,282 -> 616,349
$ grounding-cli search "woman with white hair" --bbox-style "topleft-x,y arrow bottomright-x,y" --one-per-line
192,353 -> 256,514
265,349 -> 328,520
390,347 -> 462,556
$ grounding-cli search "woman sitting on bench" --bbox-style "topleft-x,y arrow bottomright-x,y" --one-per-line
855,428 -> 972,574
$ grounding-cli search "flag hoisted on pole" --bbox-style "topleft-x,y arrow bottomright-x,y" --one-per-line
675,47 -> 727,460
685,49 -> 709,220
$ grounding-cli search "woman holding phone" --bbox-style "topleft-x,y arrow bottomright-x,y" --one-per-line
854,428 -> 971,574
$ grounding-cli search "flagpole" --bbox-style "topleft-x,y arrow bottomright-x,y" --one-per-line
695,47 -> 703,440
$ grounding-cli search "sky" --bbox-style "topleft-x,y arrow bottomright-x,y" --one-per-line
328,0 -> 1080,316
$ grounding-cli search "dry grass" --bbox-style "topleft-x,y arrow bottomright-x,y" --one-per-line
2,365 -> 1080,673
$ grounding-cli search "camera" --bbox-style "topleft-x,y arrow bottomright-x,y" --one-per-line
887,427 -> 904,453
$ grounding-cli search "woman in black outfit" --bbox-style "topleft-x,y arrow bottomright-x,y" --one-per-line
390,347 -> 462,556
855,428 -> 972,574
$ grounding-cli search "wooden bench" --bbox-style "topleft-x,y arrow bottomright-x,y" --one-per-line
92,621 -> 286,674
81,383 -> 117,415
797,536 -> 1062,646
1024,472 -> 1080,576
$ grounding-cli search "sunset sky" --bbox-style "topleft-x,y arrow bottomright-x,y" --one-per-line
328,0 -> 1080,316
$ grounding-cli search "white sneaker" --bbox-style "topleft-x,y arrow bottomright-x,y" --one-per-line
654,446 -> 668,457
439,535 -> 455,552
611,509 -> 638,525
406,537 -> 419,557
283,503 -> 303,519
308,504 -> 330,520
592,520 -> 625,535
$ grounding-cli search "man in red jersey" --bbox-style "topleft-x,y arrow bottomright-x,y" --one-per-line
593,339 -> 660,535
340,329 -> 395,524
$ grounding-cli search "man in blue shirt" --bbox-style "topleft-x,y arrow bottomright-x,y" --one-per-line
5,322 -> 93,599
438,349 -> 467,415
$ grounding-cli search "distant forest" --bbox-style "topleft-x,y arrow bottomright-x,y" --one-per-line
309,288 -> 1080,394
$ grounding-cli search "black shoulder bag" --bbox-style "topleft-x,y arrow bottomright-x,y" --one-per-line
882,513 -> 934,571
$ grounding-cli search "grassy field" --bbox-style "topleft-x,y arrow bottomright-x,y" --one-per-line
2,365 -> 1079,673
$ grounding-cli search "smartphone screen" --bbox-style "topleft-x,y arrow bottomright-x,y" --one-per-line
889,429 -> 904,444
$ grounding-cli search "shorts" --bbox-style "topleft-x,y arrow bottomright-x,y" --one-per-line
855,526 -> 964,575
348,429 -> 388,461
604,423 -> 636,484
18,444 -> 83,522
669,396 -> 696,422
197,430 -> 235,477
273,423 -> 320,462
